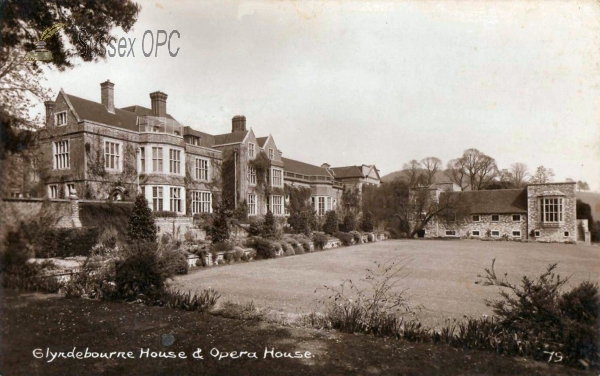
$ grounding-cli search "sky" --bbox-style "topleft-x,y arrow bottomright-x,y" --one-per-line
41,0 -> 600,191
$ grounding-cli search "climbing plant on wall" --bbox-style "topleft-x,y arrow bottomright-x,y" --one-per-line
248,150 -> 272,196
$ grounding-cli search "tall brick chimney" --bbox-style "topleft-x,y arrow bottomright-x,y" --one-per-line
232,115 -> 246,132
44,101 -> 55,126
100,80 -> 115,113
150,91 -> 168,118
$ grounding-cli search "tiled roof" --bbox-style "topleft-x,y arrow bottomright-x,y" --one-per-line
282,157 -> 330,177
441,189 -> 528,214
183,126 -> 215,148
330,166 -> 364,179
213,131 -> 248,146
120,105 -> 176,120
256,137 -> 268,147
65,94 -> 139,131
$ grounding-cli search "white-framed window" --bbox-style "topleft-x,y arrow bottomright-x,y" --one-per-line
104,141 -> 121,170
491,230 -> 500,237
169,149 -> 181,174
564,231 -> 570,237
512,230 -> 521,237
271,168 -> 283,187
248,194 -> 257,216
271,195 -> 283,215
472,230 -> 480,236
53,140 -> 70,169
49,184 -> 58,198
491,215 -> 500,222
445,230 -> 456,236
195,158 -> 209,180
248,143 -> 255,158
152,186 -> 163,211
541,197 -> 563,223
534,230 -> 541,237
318,197 -> 326,216
55,111 -> 67,126
152,147 -> 163,172
139,147 -> 145,173
327,197 -> 332,211
191,191 -> 212,214
268,148 -> 274,160
512,214 -> 521,221
472,215 -> 480,222
170,187 -> 182,213
248,167 -> 257,185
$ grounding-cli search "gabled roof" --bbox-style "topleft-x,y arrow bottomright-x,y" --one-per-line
64,93 -> 139,131
282,157 -> 331,177
330,165 -> 365,179
256,136 -> 268,148
213,131 -> 248,146
441,189 -> 528,214
120,105 -> 176,120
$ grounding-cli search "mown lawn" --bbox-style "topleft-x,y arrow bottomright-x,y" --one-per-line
0,290 -> 593,376
174,239 -> 600,327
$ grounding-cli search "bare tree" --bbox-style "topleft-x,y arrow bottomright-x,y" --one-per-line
407,188 -> 465,238
402,159 -> 424,187
510,163 -> 529,188
421,157 -> 442,185
445,158 -> 469,191
459,149 -> 498,190
530,165 -> 555,184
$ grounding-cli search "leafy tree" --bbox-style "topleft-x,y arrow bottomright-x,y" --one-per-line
360,211 -> 374,232
127,194 -> 157,243
209,199 -> 231,243
262,210 -> 277,239
323,210 -> 339,235
286,185 -> 315,236
343,212 -> 357,232
530,165 -> 555,184
445,158 -> 469,191
341,186 -> 361,214
577,181 -> 590,192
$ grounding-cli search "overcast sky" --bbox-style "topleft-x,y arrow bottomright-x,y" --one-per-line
42,0 -> 600,191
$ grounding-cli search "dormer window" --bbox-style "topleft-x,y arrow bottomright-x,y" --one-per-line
55,111 -> 67,126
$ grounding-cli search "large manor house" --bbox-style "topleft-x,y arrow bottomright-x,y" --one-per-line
10,80 -> 585,243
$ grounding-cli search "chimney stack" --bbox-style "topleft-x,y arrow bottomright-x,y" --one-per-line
150,91 -> 168,118
232,115 -> 246,132
100,80 -> 115,113
44,101 -> 55,126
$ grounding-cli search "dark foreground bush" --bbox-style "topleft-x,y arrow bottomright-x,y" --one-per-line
313,232 -> 328,250
115,242 -> 164,300
39,227 -> 100,258
334,232 -> 354,246
150,288 -> 220,312
245,237 -> 279,259
159,249 -> 189,277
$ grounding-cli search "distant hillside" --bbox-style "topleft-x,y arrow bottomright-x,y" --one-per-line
576,191 -> 600,222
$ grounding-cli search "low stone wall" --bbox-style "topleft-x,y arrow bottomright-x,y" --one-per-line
1,197 -> 78,230
155,217 -> 206,242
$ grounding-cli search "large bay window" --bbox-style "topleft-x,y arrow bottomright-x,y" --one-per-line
271,195 -> 283,215
53,140 -> 70,169
104,141 -> 121,170
541,197 -> 563,223
248,194 -> 257,216
191,191 -> 212,214
152,147 -> 163,172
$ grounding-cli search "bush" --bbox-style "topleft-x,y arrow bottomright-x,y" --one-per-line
334,232 -> 354,246
248,218 -> 264,236
350,230 -> 362,244
313,232 -> 328,250
150,288 -> 220,312
233,247 -> 245,261
152,211 -> 178,218
62,256 -> 117,300
211,241 -> 234,254
292,235 -> 311,253
38,227 -> 100,258
263,211 -> 277,239
209,200 -> 231,244
159,249 -> 189,277
79,202 -> 133,244
480,260 -> 599,366
98,226 -> 119,248
246,237 -> 279,259
115,242 -> 165,300
361,211 -> 374,232
323,210 -> 338,235
343,212 -> 357,232
281,241 -> 295,256
127,194 -> 157,243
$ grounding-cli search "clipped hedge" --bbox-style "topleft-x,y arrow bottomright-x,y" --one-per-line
313,232 -> 328,250
245,237 -> 280,259
38,227 -> 100,258
334,232 -> 354,246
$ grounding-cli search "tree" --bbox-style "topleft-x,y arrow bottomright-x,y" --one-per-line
577,181 -> 590,192
343,212 -> 357,232
127,194 -> 157,243
530,166 -> 555,184
285,185 -> 315,236
510,163 -> 529,188
323,210 -> 339,235
407,187 -> 466,238
445,158 -> 469,191
362,179 -> 411,237
341,186 -> 361,214
421,157 -> 442,185
209,199 -> 232,243
360,211 -> 374,232
262,210 -> 277,239
459,148 -> 498,190
403,159 -> 425,187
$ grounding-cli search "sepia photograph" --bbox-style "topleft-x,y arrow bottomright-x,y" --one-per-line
1,0 -> 599,375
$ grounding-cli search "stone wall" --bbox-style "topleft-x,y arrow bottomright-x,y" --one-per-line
424,213 -> 528,240
155,217 -> 205,242
527,183 -> 577,243
1,198 -> 78,230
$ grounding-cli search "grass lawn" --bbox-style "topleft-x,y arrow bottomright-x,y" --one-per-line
174,239 -> 600,327
0,290 -> 593,375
